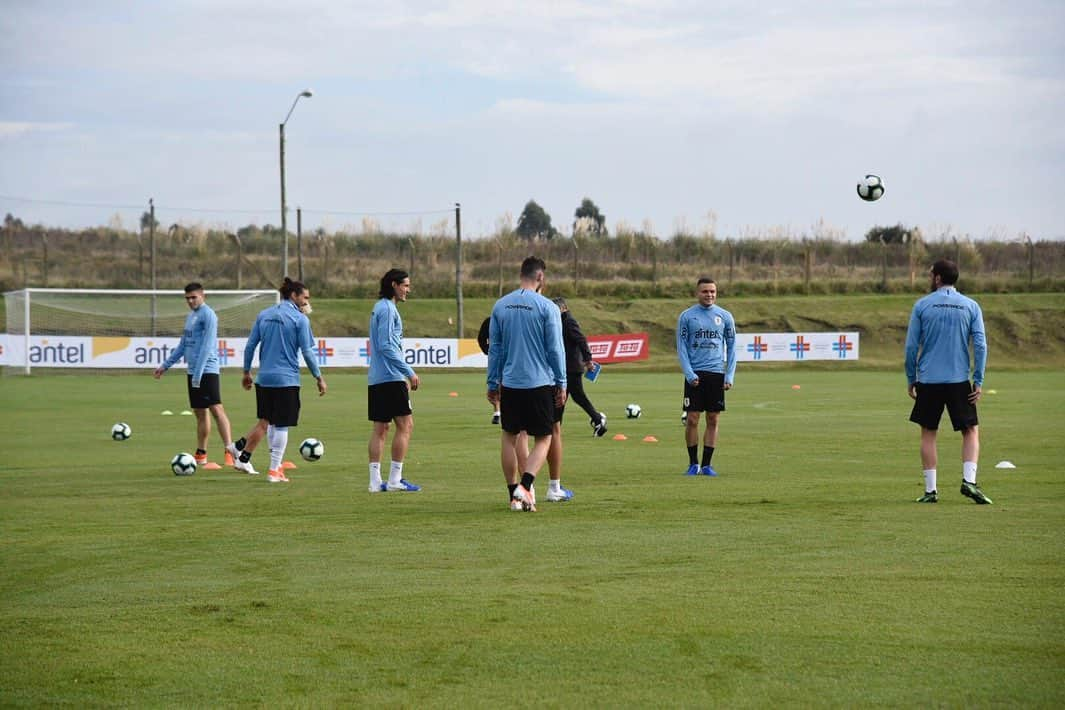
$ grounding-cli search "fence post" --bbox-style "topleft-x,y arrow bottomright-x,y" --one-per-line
297,207 -> 304,282
149,198 -> 157,337
1024,233 -> 1033,287
228,233 -> 243,289
455,202 -> 463,338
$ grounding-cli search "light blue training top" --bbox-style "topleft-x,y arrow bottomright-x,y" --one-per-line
368,298 -> 416,386
243,300 -> 321,387
162,302 -> 219,387
486,288 -> 566,391
676,303 -> 737,384
905,286 -> 987,386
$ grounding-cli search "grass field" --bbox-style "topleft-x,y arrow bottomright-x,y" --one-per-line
2,369 -> 1064,707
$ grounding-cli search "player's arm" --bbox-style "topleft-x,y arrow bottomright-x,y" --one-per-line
676,314 -> 696,383
297,318 -> 326,395
970,304 -> 987,388
569,318 -> 594,367
375,308 -> 415,378
156,336 -> 185,378
486,311 -> 503,399
724,313 -> 737,388
242,318 -> 261,390
903,306 -> 922,389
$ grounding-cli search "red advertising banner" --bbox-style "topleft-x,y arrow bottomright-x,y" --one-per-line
585,332 -> 650,363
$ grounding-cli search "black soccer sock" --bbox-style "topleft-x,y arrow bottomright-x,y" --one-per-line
195,448 -> 207,457
239,451 -> 252,463
702,446 -> 715,467
234,437 -> 247,451
520,472 -> 536,491
508,483 -> 518,499
688,445 -> 698,465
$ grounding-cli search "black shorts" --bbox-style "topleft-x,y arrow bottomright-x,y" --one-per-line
683,371 -> 726,413
500,385 -> 556,437
368,381 -> 412,422
255,385 -> 301,427
187,373 -> 222,408
909,381 -> 978,431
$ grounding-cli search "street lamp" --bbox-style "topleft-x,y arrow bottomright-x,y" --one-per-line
280,88 -> 313,279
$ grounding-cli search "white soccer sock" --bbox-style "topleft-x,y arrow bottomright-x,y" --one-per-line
923,469 -> 937,493
266,424 -> 276,460
962,461 -> 977,484
548,479 -> 561,493
369,462 -> 382,488
388,461 -> 404,486
269,426 -> 288,472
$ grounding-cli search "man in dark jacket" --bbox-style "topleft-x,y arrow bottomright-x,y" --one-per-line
553,298 -> 607,437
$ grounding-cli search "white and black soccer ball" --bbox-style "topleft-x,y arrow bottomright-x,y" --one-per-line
625,403 -> 642,419
299,438 -> 324,462
857,174 -> 885,202
171,452 -> 197,476
111,422 -> 132,441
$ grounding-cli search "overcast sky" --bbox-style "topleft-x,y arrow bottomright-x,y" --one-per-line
2,0 -> 1062,241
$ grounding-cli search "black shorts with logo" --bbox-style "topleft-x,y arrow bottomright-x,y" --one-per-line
255,385 -> 301,427
368,381 -> 412,422
500,385 -> 556,437
187,373 -> 222,408
683,371 -> 726,413
909,381 -> 978,431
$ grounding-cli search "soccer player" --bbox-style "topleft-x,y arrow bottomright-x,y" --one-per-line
676,277 -> 737,477
227,277 -> 327,482
905,259 -> 991,504
554,297 -> 607,437
478,317 -> 501,425
153,282 -> 235,469
486,256 -> 567,512
367,269 -> 421,493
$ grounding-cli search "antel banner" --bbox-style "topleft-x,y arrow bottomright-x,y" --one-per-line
734,332 -> 860,361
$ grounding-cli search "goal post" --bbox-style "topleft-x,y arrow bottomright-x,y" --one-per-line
2,288 -> 279,374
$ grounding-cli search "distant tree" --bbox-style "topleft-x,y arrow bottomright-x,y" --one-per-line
516,200 -> 557,241
865,223 -> 916,244
4,213 -> 25,231
573,197 -> 606,236
139,211 -> 159,232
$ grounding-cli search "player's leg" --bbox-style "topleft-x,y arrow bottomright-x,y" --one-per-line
910,384 -> 944,502
510,386 -> 554,511
267,426 -> 289,479
683,378 -> 703,475
698,374 -> 725,476
386,414 -> 418,490
264,387 -> 300,483
568,372 -> 605,435
700,412 -> 720,476
194,409 -> 210,464
232,418 -> 268,475
208,403 -> 234,463
368,421 -> 389,492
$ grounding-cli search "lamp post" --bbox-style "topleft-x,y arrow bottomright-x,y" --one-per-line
280,89 -> 313,279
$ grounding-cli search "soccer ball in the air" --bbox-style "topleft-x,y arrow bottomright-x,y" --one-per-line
171,452 -> 197,476
299,438 -> 324,461
111,422 -> 132,440
625,403 -> 642,419
857,174 -> 885,202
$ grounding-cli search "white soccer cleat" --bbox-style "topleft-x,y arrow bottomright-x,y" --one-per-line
546,487 -> 574,502
511,485 -> 536,512
233,457 -> 260,476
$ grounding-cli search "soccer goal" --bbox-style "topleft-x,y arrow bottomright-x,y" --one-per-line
2,288 -> 279,374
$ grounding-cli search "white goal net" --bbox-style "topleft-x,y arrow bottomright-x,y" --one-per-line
2,288 -> 279,374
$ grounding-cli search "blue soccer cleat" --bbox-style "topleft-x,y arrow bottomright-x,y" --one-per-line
685,464 -> 700,476
386,479 -> 421,492
700,465 -> 718,477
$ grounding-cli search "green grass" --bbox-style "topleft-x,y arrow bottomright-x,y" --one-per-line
2,370 -> 1064,707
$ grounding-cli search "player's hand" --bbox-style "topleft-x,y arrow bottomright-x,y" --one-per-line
409,373 -> 420,391
724,382 -> 733,391
908,383 -> 918,400
242,372 -> 253,390
968,385 -> 982,404
585,360 -> 597,372
487,389 -> 500,407
689,376 -> 700,387
555,387 -> 568,408
317,376 -> 327,396
152,367 -> 164,379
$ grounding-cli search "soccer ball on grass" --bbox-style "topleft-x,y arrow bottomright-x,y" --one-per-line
299,438 -> 324,461
856,174 -> 885,202
625,403 -> 642,419
171,452 -> 197,476
111,422 -> 132,440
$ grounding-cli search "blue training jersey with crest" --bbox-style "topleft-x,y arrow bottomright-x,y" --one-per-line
676,303 -> 737,384
368,298 -> 415,386
905,286 -> 987,386
243,300 -> 321,387
162,302 -> 219,387
486,288 -> 566,391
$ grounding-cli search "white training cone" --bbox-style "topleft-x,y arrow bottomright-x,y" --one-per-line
994,461 -> 1016,469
